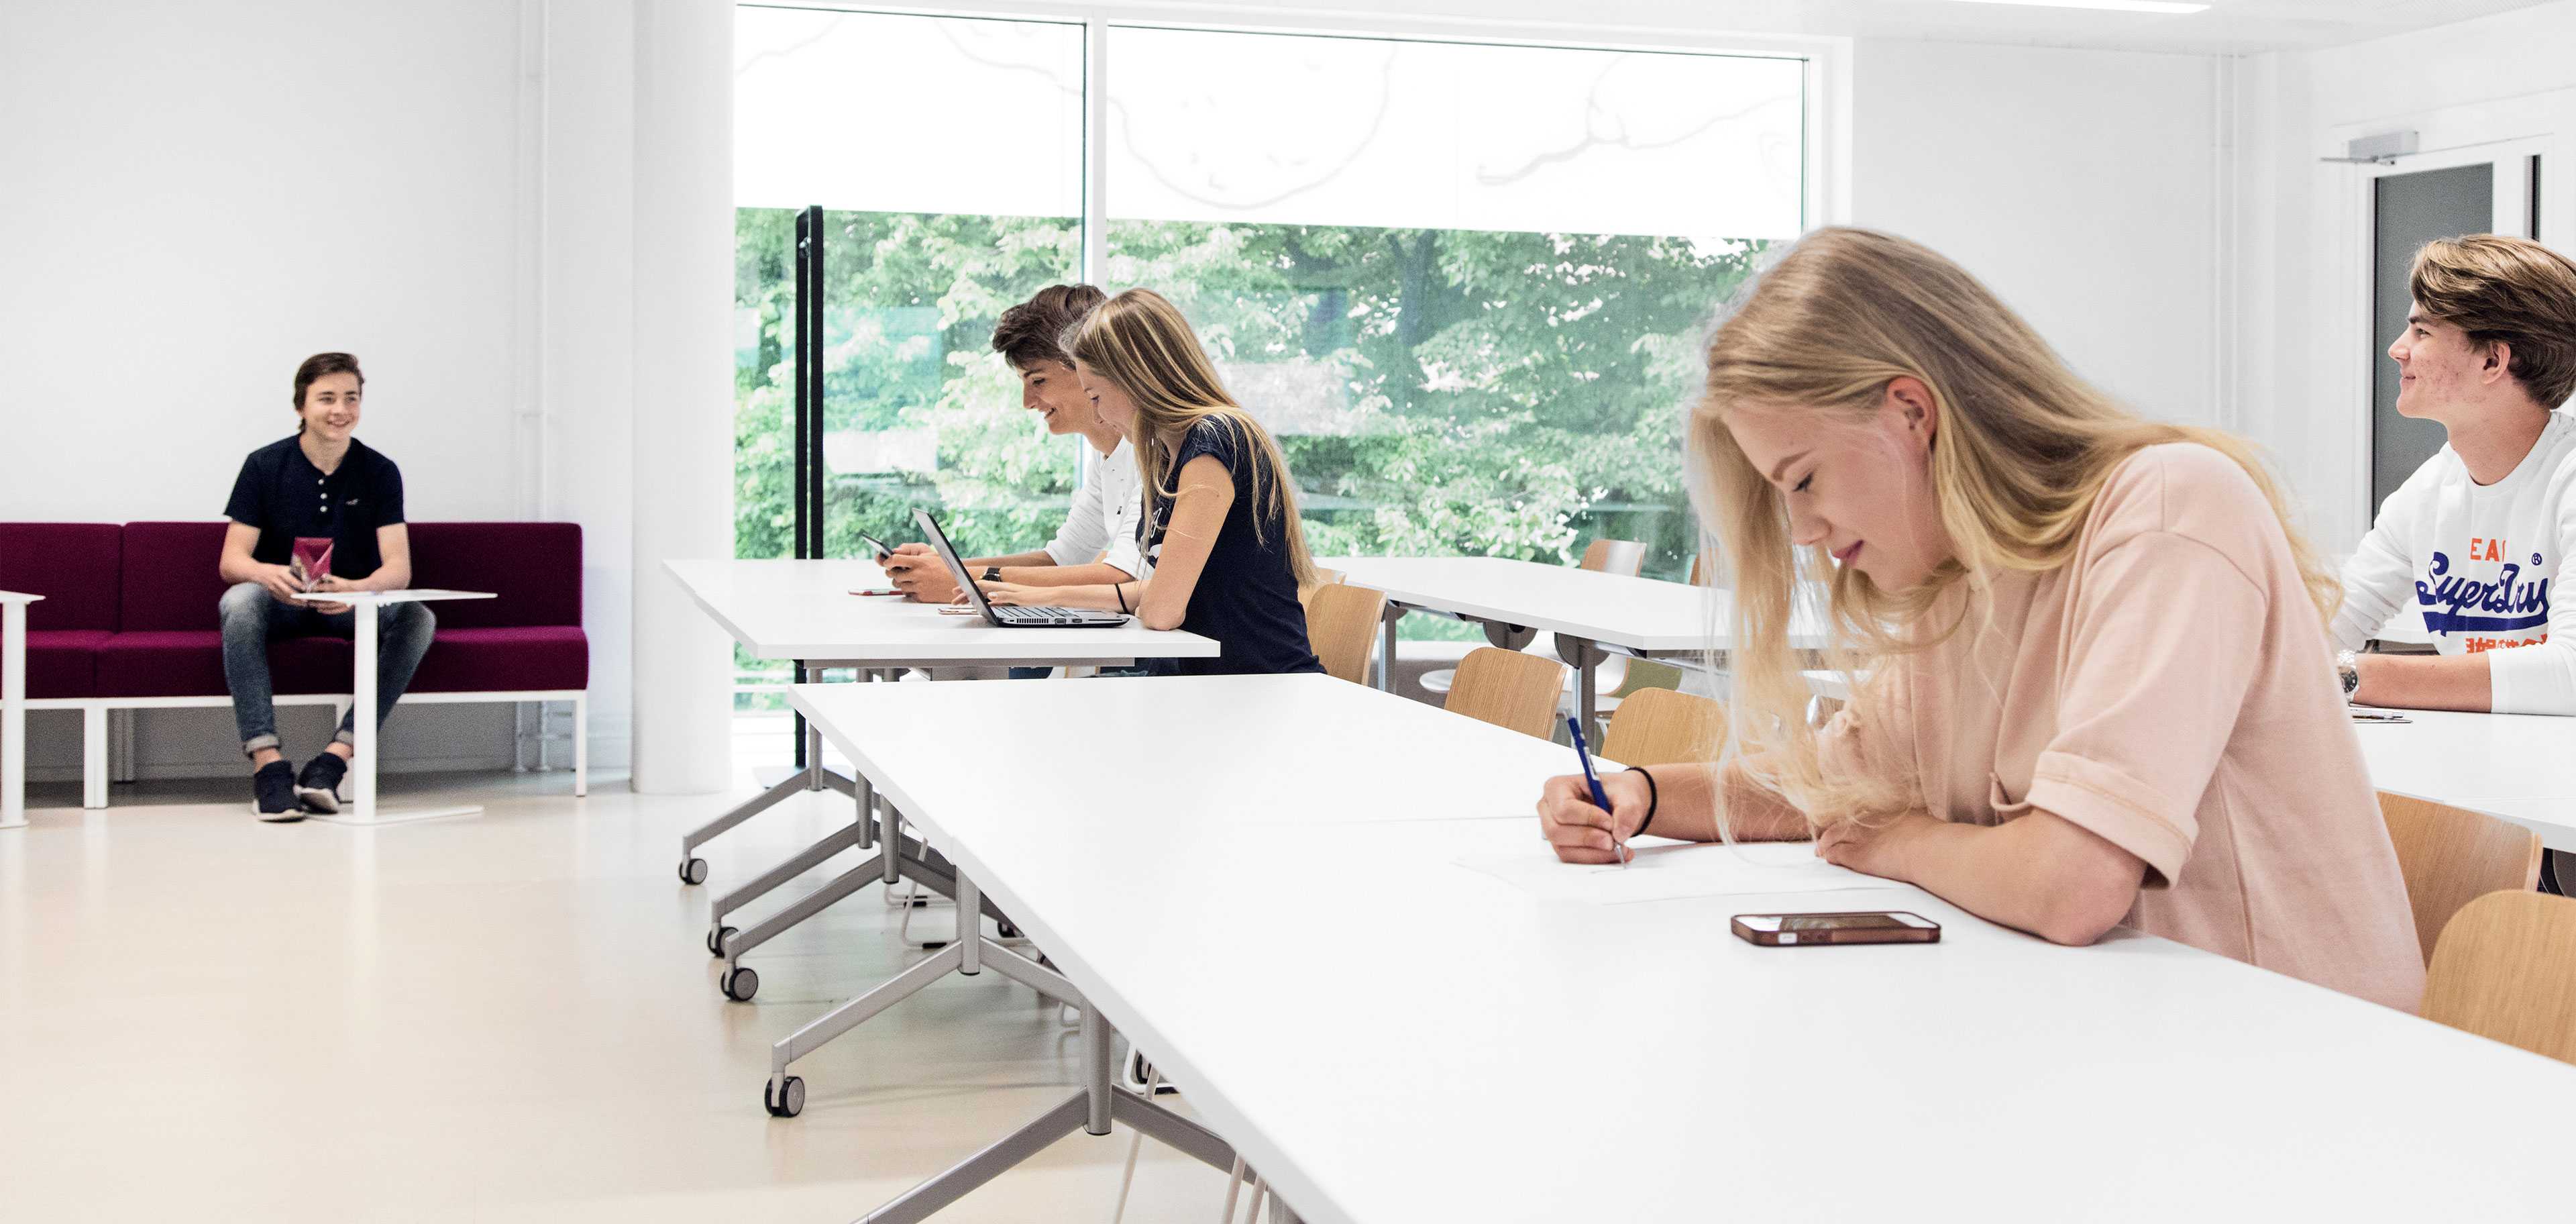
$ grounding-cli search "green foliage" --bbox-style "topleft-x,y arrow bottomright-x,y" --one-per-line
733,209 -> 1767,593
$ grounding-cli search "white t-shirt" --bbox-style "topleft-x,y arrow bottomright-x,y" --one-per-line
2331,409 -> 2576,714
1042,438 -> 1150,579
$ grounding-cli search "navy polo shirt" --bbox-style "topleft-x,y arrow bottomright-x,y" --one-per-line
223,436 -> 407,578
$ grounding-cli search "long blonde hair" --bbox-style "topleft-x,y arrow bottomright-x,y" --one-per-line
1691,227 -> 2339,827
1064,288 -> 1317,589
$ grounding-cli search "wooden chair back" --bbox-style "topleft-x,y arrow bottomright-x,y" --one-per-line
2378,792 -> 2543,964
1303,582 -> 1385,686
2422,890 -> 2576,1066
1444,647 -> 1570,741
1688,550 -> 1716,586
1578,539 -> 1647,577
1297,566 -> 1346,614
1602,688 -> 1725,766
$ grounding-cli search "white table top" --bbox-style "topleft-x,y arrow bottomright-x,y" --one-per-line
665,558 -> 1220,664
794,674 -> 2576,1223
0,591 -> 43,605
2355,707 -> 2576,850
286,589 -> 494,605
1324,554 -> 1827,652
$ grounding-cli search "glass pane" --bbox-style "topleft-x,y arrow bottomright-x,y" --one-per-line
731,9 -> 1085,728
1106,29 -> 1799,605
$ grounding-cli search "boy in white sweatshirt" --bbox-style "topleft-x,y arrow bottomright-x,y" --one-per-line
2331,234 -> 2576,715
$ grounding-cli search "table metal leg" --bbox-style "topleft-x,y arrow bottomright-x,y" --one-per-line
855,1003 -> 1236,1223
2,602 -> 23,830
1377,603 -> 1402,693
710,819 -> 868,937
721,851 -> 887,968
1562,635 -> 1603,744
677,771 -> 807,884
763,858 -> 1079,1107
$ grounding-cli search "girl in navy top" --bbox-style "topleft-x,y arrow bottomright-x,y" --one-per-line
973,289 -> 1322,676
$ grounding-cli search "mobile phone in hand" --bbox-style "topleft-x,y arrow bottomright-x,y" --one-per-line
1731,912 -> 1940,947
858,531 -> 896,562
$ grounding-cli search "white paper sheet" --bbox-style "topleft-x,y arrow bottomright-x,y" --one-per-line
1454,840 -> 1892,905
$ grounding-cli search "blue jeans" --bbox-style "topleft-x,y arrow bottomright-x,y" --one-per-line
219,582 -> 436,756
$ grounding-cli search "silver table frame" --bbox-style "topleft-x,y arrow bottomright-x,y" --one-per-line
1373,601 -> 1691,742
854,997 -> 1293,1224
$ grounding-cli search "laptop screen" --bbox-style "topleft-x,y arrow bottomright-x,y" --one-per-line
910,507 -> 1004,625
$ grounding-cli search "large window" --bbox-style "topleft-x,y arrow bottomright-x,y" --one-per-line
733,8 -> 1807,683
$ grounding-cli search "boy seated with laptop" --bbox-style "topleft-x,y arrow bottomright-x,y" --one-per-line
882,285 -> 1150,604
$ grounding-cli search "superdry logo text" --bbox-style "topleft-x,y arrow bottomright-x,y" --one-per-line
2415,549 -> 2551,636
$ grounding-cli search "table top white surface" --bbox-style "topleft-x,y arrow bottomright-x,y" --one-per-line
286,589 -> 494,605
1323,554 -> 1827,652
664,558 -> 1219,664
0,591 -> 44,605
2355,707 -> 2576,849
794,674 -> 2576,1223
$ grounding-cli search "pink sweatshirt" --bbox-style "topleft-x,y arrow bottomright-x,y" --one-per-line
1825,444 -> 2426,1011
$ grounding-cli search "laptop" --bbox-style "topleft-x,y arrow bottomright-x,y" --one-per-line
911,507 -> 1132,628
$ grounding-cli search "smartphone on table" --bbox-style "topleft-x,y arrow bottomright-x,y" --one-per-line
1731,912 -> 1940,947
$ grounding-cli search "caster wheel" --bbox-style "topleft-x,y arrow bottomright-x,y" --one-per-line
706,925 -> 738,958
679,858 -> 708,886
721,966 -> 759,1002
764,1075 -> 806,1118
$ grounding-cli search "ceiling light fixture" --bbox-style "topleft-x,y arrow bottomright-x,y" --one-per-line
1935,0 -> 2210,13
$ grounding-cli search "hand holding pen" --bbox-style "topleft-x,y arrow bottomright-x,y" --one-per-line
1564,716 -> 1627,867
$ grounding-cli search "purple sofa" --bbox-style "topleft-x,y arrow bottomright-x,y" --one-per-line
0,521 -> 588,806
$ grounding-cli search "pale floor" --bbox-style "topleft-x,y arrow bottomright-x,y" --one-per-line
0,762 -> 1241,1223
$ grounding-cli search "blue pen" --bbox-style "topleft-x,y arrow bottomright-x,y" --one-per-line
1565,716 -> 1625,866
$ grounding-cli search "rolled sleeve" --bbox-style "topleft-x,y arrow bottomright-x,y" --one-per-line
2033,529 -> 2267,888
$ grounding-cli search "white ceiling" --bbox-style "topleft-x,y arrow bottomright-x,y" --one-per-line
1612,0 -> 2562,55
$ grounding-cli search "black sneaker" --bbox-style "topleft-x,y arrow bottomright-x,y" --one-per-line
252,761 -> 301,822
296,752 -> 349,814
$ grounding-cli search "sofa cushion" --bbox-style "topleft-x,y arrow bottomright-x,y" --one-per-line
0,523 -> 123,631
408,523 -> 582,628
94,631 -> 352,699
408,626 -> 589,694
1,629 -> 111,699
120,521 -> 233,633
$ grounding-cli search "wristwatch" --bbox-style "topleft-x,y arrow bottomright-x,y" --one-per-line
2335,649 -> 2361,701
981,566 -> 1002,583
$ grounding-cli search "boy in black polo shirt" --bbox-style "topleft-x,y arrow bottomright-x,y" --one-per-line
217,352 -> 436,821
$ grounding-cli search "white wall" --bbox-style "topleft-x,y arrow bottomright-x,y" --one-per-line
0,0 -> 666,784
1848,39 -> 2222,429
2231,1 -> 2576,554
0,1 -> 532,523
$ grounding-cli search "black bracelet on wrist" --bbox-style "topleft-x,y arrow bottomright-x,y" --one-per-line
1629,766 -> 1658,837
1114,582 -> 1129,614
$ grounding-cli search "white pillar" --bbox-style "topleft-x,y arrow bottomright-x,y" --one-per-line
628,0 -> 733,795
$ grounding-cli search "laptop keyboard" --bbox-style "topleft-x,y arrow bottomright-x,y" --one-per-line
993,604 -> 1095,624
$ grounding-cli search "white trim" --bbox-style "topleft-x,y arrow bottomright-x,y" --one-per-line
23,688 -> 588,809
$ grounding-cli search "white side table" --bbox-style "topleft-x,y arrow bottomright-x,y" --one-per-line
290,589 -> 494,825
1,591 -> 39,829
